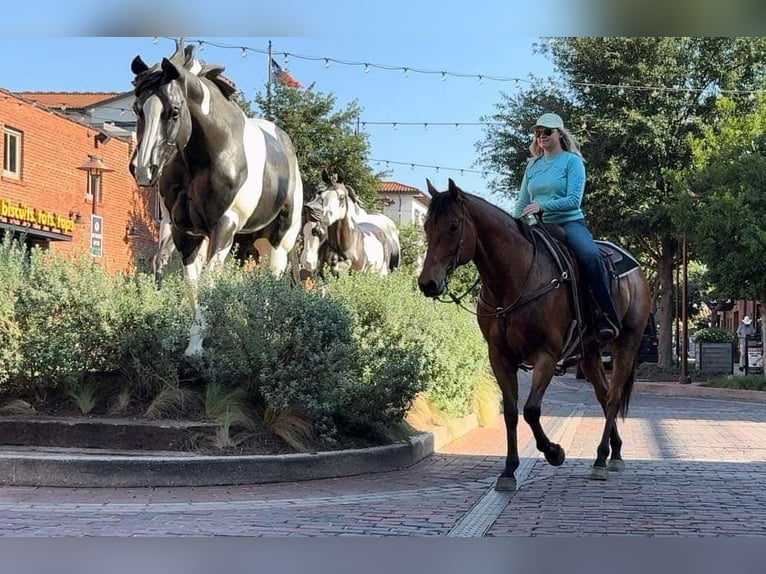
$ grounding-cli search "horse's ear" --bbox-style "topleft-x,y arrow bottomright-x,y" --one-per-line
425,179 -> 439,197
321,168 -> 332,185
131,55 -> 149,76
447,178 -> 463,201
161,57 -> 181,80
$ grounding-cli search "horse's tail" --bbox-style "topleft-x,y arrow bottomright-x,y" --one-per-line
388,234 -> 400,270
619,360 -> 636,419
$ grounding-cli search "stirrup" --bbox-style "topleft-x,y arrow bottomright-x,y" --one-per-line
597,317 -> 620,341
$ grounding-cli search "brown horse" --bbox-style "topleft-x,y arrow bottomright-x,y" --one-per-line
418,179 -> 651,490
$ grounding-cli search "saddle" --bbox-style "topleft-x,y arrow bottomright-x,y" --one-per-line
523,218 -> 640,370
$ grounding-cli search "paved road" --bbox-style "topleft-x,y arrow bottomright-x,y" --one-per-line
1,373 -> 764,537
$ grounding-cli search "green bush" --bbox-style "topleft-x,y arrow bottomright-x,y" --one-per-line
326,273 -> 488,418
0,235 -> 27,387
692,327 -> 735,343
199,264 -> 359,443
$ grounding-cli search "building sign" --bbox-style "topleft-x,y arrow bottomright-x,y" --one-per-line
0,197 -> 76,234
90,215 -> 103,258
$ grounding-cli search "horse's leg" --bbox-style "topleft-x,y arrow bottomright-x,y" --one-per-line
523,353 -> 566,467
178,236 -> 209,357
579,346 -> 624,471
487,346 -> 520,491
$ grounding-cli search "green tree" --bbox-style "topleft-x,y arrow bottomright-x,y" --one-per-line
477,37 -> 766,367
688,96 -> 766,365
252,81 -> 383,207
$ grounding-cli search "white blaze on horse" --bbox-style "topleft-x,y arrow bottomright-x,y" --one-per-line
305,172 -> 400,276
130,41 -> 303,356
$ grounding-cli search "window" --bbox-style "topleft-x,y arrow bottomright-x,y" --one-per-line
3,128 -> 22,179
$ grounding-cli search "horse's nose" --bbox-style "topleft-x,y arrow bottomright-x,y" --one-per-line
418,278 -> 443,298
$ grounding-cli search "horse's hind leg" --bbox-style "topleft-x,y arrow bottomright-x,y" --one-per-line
590,344 -> 638,480
580,347 -> 624,471
524,354 -> 566,467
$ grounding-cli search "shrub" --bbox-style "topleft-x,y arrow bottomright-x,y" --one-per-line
692,327 -> 735,343
199,264 -> 359,443
326,273 -> 488,419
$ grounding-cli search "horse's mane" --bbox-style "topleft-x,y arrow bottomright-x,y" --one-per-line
133,44 -> 238,100
304,197 -> 324,223
426,189 -> 528,239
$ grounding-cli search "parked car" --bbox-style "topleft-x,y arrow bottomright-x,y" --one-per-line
575,313 -> 658,377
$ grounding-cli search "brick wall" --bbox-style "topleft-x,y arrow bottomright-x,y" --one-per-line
1,90 -> 157,274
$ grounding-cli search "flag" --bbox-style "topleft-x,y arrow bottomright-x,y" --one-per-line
270,58 -> 302,89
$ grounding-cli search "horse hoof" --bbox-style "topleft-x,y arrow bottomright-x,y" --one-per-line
495,476 -> 517,491
608,459 -> 626,472
545,444 -> 566,467
589,465 -> 609,481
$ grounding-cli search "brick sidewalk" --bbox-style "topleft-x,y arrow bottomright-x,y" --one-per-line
0,375 -> 764,536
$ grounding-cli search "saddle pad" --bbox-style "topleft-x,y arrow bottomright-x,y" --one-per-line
596,240 -> 640,277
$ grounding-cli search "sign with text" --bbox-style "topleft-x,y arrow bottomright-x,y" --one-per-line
90,215 -> 103,258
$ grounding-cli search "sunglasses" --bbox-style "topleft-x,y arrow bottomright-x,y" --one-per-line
535,127 -> 555,137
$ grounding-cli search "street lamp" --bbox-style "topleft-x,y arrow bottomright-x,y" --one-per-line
76,155 -> 114,215
679,235 -> 692,384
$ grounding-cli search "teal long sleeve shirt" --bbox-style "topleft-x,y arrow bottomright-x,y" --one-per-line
512,151 -> 586,224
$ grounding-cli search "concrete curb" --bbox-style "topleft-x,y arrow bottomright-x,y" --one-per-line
0,432 -> 434,488
634,381 -> 766,403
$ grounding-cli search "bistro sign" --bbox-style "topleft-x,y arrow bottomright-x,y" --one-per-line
0,198 -> 76,234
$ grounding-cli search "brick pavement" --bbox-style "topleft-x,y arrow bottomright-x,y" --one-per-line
0,374 -> 765,537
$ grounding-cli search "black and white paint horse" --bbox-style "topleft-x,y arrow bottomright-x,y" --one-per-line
304,173 -> 400,276
130,42 -> 303,355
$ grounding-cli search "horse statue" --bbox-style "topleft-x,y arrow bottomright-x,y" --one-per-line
130,41 -> 303,356
299,199 -> 346,280
305,171 -> 400,276
418,179 -> 651,490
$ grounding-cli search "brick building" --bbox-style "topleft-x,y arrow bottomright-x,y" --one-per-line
1,89 -> 157,273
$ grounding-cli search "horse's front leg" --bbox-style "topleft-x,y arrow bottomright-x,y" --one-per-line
487,345 -> 520,491
177,235 -> 209,357
524,353 -> 566,467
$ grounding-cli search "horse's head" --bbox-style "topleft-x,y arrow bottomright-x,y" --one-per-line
317,182 -> 351,227
418,178 -> 476,298
300,220 -> 326,273
129,55 -> 193,187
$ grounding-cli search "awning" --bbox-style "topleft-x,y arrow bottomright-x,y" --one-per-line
0,221 -> 73,242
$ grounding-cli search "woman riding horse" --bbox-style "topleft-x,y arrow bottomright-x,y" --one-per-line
418,179 -> 650,488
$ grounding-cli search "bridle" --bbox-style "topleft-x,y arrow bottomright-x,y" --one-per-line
435,198 -> 564,318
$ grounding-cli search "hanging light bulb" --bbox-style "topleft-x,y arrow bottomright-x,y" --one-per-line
477,75 -> 484,85
583,85 -> 591,94
455,123 -> 460,131
198,40 -> 204,52
423,123 -> 429,131
240,47 -> 247,57
392,123 -> 398,130
323,58 -> 331,69
441,72 -> 447,81
402,67 -> 409,77
151,37 -> 158,44
283,53 -> 289,64
363,63 -> 370,73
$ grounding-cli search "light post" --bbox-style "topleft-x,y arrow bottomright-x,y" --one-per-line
679,234 -> 692,384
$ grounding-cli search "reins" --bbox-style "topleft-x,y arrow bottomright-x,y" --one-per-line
435,202 -> 566,318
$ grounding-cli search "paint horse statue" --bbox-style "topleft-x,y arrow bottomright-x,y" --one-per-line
418,179 -> 651,489
130,41 -> 303,355
299,199 -> 347,279
305,171 -> 400,276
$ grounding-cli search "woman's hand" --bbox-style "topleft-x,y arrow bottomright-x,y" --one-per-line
521,202 -> 541,216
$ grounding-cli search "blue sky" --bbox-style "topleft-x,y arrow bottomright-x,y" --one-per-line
1,36 -> 556,207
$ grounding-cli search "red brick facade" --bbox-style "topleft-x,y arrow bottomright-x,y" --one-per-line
1,90 -> 157,273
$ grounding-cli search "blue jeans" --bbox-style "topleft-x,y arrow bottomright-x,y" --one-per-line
561,219 -> 621,327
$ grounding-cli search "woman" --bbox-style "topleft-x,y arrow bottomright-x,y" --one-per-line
513,112 -> 621,341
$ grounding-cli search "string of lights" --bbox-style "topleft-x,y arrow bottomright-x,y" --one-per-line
156,36 -> 766,97
370,158 -> 499,177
